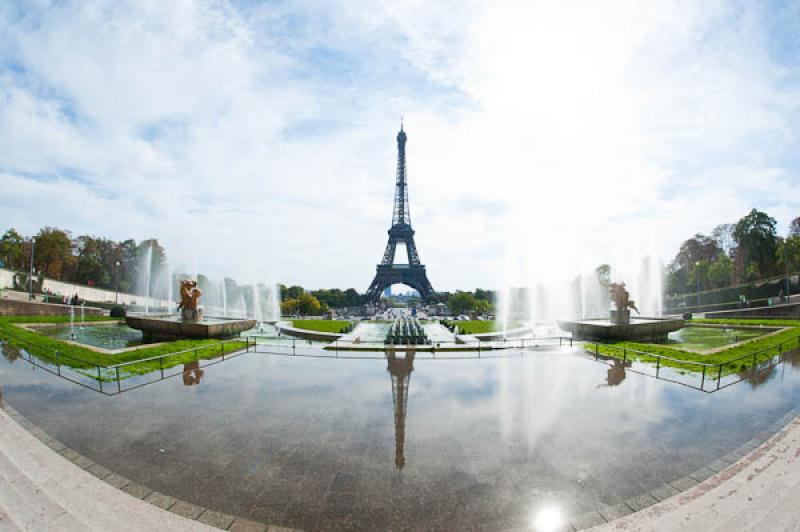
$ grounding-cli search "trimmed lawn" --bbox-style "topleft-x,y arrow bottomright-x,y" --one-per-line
0,315 -> 247,380
584,319 -> 800,375
445,320 -> 521,334
290,319 -> 353,334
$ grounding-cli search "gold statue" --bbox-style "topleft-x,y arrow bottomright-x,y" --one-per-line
609,282 -> 638,314
179,280 -> 203,310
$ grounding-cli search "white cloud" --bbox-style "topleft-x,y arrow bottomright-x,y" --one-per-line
0,0 -> 799,293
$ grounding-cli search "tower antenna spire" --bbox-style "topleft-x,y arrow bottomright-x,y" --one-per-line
365,126 -> 434,302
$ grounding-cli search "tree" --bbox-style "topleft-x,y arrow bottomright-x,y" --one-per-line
343,288 -> 362,307
474,288 -> 497,304
733,209 -> 778,279
706,252 -> 733,289
281,292 -> 324,316
448,291 -> 477,315
286,285 -> 304,300
33,227 -> 74,279
674,234 -> 721,271
0,228 -> 25,270
789,217 -> 800,237
777,236 -> 800,274
74,235 -> 118,288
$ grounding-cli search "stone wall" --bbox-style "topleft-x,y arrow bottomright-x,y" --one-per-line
0,268 -> 170,308
0,299 -> 105,317
705,303 -> 800,320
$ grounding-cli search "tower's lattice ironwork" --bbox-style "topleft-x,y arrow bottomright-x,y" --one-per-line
387,351 -> 415,470
366,125 -> 434,301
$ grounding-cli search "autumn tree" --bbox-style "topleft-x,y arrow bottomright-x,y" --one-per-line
33,227 -> 75,279
0,229 -> 25,270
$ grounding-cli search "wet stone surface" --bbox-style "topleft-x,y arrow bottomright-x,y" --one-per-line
2,344 -> 800,531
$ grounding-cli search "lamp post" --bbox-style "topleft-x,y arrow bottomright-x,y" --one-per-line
785,237 -> 791,303
28,237 -> 35,301
115,260 -> 121,304
695,260 -> 701,309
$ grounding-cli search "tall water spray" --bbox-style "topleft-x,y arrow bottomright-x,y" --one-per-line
251,285 -> 263,323
137,243 -> 153,314
269,283 -> 281,321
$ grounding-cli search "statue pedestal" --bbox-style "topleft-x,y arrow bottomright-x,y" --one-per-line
610,309 -> 630,325
181,308 -> 203,322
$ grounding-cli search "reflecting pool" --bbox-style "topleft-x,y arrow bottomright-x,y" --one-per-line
39,323 -> 144,350
667,325 -> 770,350
1,343 -> 799,530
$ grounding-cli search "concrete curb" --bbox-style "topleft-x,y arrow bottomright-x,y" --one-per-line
0,405 -> 299,532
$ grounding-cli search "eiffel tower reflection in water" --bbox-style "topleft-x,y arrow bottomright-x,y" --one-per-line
386,350 -> 414,470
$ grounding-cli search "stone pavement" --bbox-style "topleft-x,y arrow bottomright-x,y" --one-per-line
589,415 -> 800,531
0,406 -> 269,531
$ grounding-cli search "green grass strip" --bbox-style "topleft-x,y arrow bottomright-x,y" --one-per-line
0,315 -> 246,380
584,319 -> 800,375
290,319 -> 353,333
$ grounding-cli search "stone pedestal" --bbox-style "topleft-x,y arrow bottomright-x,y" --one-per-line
610,309 -> 630,325
181,308 -> 203,322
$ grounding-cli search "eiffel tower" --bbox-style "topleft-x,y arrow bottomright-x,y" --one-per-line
366,124 -> 435,301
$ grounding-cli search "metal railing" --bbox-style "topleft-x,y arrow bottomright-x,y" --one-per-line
2,335 -> 254,396
584,335 -> 800,393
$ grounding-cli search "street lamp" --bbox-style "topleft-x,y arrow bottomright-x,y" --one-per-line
115,260 -> 121,304
695,260 -> 701,309
28,237 -> 35,301
785,236 -> 791,303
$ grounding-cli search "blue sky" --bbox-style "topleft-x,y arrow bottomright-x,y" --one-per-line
0,0 -> 799,292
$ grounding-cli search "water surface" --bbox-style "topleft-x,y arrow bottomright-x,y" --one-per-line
1,343 -> 799,530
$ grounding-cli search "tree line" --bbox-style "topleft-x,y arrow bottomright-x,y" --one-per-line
0,226 -> 166,294
666,209 -> 800,295
278,284 -> 497,316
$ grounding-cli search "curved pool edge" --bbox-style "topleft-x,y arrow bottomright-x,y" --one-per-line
3,396 -> 798,532
0,404 -> 298,532
584,408 -> 800,531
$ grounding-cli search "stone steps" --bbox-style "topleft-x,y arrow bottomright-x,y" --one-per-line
0,408 -> 217,531
0,451 -> 86,531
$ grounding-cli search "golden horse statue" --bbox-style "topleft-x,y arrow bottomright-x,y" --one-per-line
179,280 -> 203,310
609,282 -> 639,314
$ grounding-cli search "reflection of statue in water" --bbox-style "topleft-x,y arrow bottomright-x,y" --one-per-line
387,351 -> 415,471
1,343 -> 21,363
609,282 -> 639,325
179,280 -> 203,321
182,361 -> 204,386
738,363 -> 775,390
597,359 -> 627,387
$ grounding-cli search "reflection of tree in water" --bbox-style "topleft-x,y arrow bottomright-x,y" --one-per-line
1,342 -> 21,363
738,363 -> 776,389
182,361 -> 204,386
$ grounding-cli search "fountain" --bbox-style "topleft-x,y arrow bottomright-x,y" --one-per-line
557,282 -> 684,342
69,306 -> 76,340
126,278 -> 256,342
